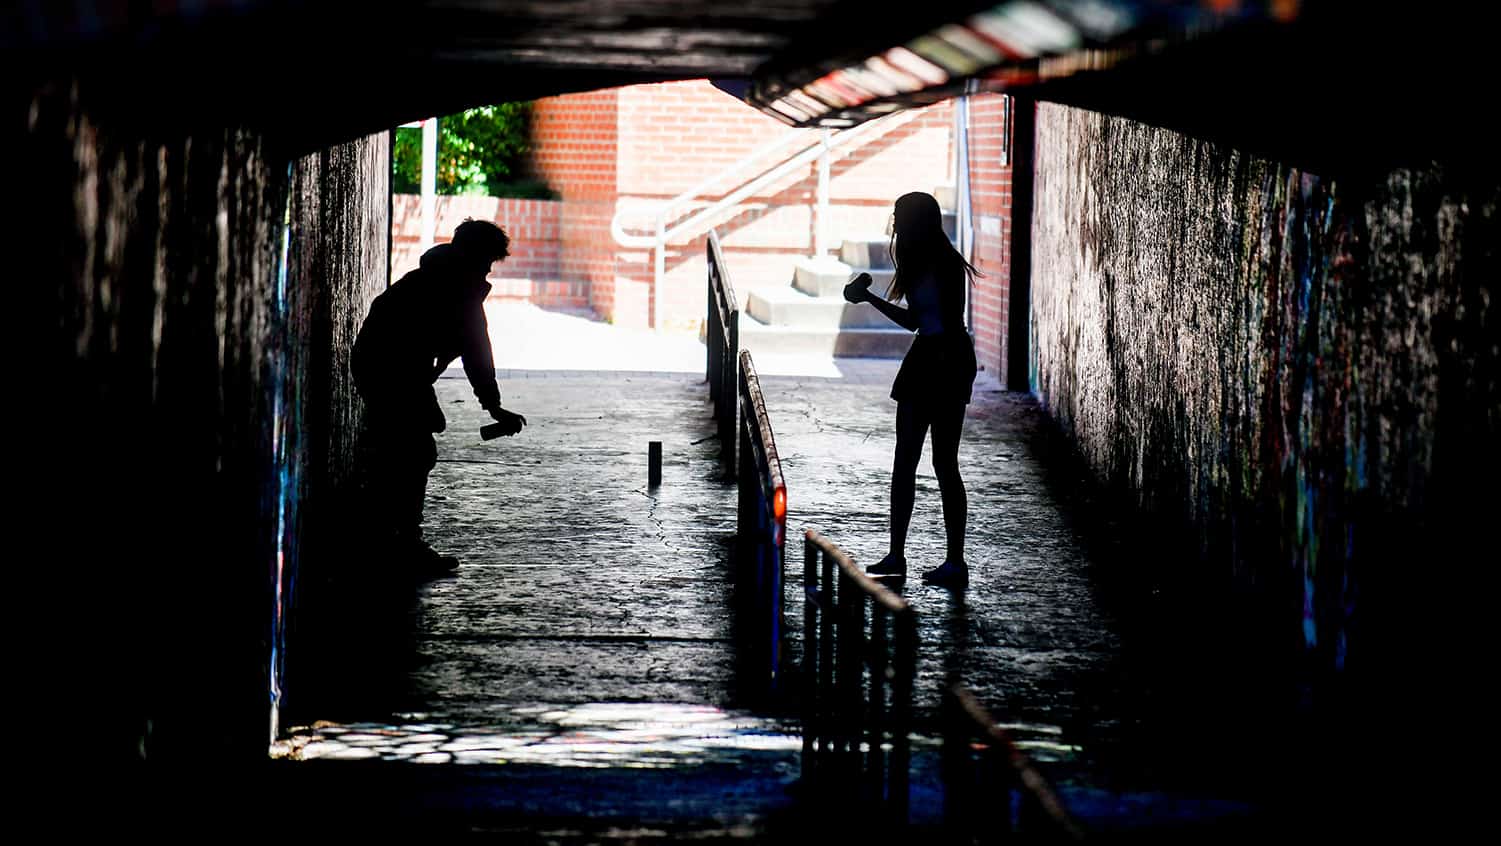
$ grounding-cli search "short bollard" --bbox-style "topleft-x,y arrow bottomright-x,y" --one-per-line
649,441 -> 662,487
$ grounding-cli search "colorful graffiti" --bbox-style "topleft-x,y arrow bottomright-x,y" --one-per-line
273,135 -> 392,737
749,1 -> 1302,127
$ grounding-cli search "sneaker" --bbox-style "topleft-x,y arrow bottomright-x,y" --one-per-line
867,552 -> 907,578
921,559 -> 968,589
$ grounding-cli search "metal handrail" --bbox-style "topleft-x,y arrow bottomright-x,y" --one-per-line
802,528 -> 916,823
805,530 -> 908,615
661,111 -> 919,246
609,109 -> 925,327
706,230 -> 739,479
944,683 -> 1086,840
738,350 -> 786,536
611,128 -> 816,249
737,349 -> 787,698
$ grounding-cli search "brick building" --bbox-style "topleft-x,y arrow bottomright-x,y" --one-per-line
393,80 -> 1018,383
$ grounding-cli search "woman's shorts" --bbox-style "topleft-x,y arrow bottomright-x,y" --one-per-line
890,331 -> 977,406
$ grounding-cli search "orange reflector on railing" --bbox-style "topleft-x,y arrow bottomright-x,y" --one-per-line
773,486 -> 787,523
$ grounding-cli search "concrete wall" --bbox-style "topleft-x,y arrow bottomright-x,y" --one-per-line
22,77 -> 390,764
1029,103 -> 1500,681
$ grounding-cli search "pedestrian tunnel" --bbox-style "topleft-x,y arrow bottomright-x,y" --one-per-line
269,235 -> 1101,840
20,2 -> 1499,838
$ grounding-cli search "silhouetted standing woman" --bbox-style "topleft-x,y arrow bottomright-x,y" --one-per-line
843,191 -> 980,588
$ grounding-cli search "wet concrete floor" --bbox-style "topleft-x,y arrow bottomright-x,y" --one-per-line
276,361 -> 1345,838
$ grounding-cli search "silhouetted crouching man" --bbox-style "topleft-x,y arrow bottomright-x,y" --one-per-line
352,220 -> 526,577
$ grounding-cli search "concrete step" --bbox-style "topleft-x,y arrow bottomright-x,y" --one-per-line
792,255 -> 894,298
745,285 -> 892,329
738,314 -> 913,358
837,215 -> 956,268
840,238 -> 892,270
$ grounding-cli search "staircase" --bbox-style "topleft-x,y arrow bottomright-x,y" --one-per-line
740,185 -> 958,359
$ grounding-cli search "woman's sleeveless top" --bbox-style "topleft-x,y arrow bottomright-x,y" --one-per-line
906,270 -> 947,336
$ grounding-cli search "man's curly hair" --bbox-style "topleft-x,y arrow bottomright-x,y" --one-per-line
452,218 -> 510,262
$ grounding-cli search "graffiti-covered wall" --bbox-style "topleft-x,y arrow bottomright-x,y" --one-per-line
278,131 -> 390,731
22,77 -> 389,763
1030,103 -> 1500,677
24,78 -> 290,761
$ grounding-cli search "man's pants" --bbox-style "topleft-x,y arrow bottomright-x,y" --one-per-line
362,416 -> 438,554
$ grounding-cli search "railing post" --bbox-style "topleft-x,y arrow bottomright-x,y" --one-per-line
737,363 -> 752,553
891,608 -> 915,824
653,212 -> 666,331
801,531 -> 919,828
815,128 -> 831,257
841,567 -> 853,768
941,683 -> 970,837
708,231 -> 739,480
838,566 -> 865,788
706,238 -> 718,396
868,603 -> 888,806
722,303 -> 737,480
818,548 -> 835,769
769,484 -> 784,694
802,533 -> 818,770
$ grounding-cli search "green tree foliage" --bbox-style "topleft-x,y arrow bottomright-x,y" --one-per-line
393,103 -> 556,199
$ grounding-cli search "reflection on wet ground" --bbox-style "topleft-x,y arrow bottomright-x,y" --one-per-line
276,703 -> 800,768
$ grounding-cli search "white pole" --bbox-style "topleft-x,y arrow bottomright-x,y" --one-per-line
815,129 -> 832,257
959,96 -> 971,260
654,212 -> 666,331
421,117 -> 438,251
956,95 -> 974,329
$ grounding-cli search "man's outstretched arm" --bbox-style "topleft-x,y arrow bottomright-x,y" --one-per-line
459,292 -> 524,436
459,300 -> 503,412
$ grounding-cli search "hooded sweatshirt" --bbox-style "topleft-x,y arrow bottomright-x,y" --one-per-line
352,243 -> 501,418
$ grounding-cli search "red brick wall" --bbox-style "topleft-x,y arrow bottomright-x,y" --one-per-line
391,194 -> 558,277
967,94 -> 1014,385
435,80 -> 968,331
531,89 -> 624,319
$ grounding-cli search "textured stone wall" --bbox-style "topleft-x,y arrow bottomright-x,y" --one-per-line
1030,103 -> 1499,680
281,132 -> 391,727
22,77 -> 389,763
24,78 -> 291,761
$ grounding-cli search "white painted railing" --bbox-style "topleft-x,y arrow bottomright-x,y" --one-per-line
611,109 -> 925,328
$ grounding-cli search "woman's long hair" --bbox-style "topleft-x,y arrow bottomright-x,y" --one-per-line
885,191 -> 982,301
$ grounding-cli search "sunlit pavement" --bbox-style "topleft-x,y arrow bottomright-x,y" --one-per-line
484,300 -> 853,378
272,305 -> 1305,836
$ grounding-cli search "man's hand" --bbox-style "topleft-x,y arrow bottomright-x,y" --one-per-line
843,272 -> 873,304
487,407 -> 527,437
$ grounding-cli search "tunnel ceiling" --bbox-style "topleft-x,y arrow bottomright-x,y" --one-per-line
12,1 -> 1499,173
12,0 -> 933,147
13,1 -> 850,75
16,0 -> 986,150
